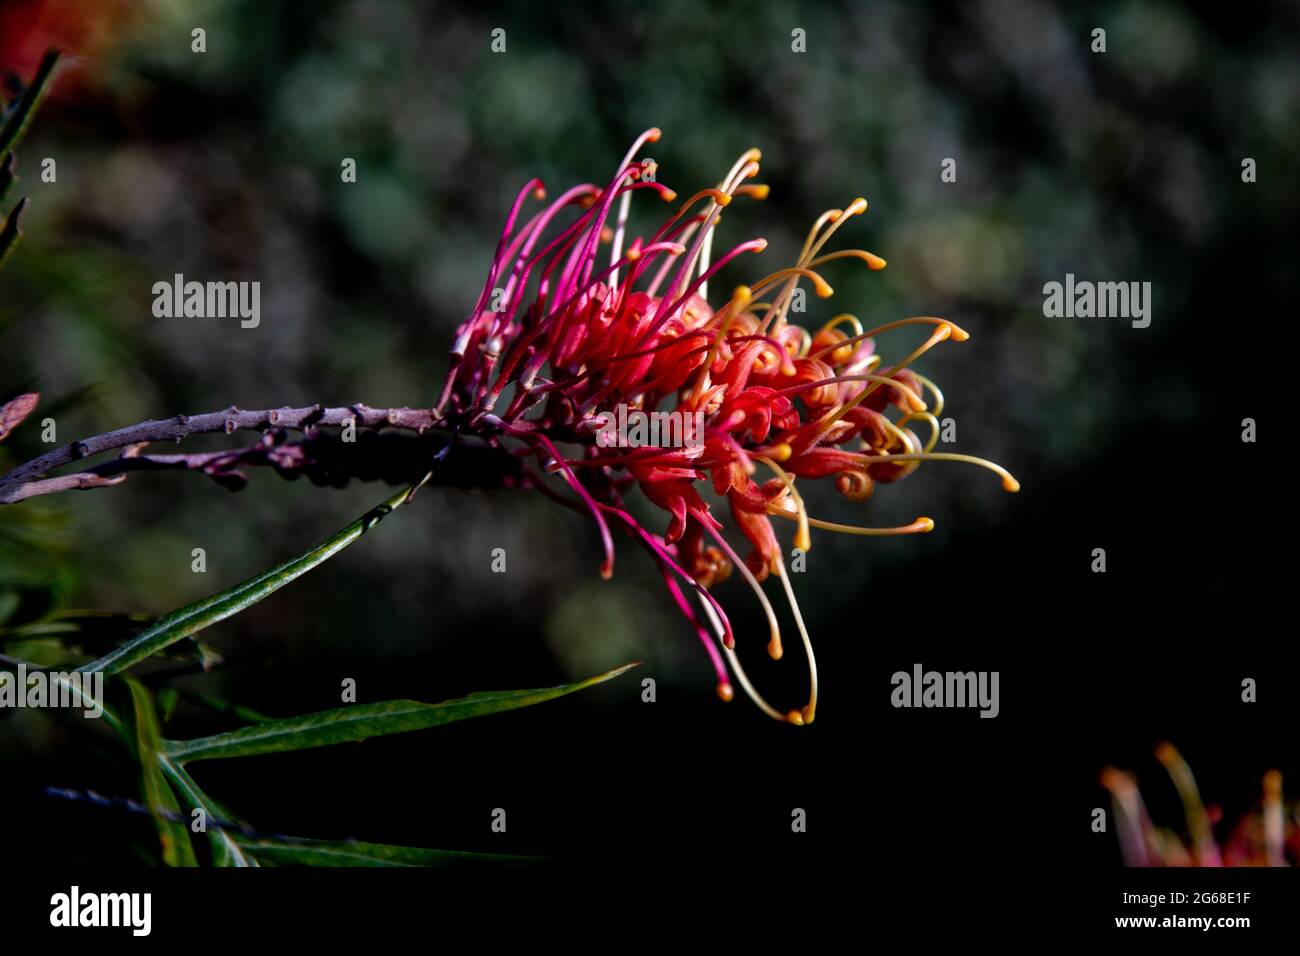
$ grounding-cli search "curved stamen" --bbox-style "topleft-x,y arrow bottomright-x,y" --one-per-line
806,248 -> 887,271
697,596 -> 787,722
908,372 -> 945,418
704,523 -> 784,662
797,209 -> 843,264
755,455 -> 810,553
771,373 -> 927,412
844,450 -> 1020,492
806,317 -> 969,363
698,152 -> 762,301
517,429 -> 616,578
819,313 -> 864,338
896,410 -> 943,453
648,189 -> 733,249
651,239 -> 768,340
660,566 -> 733,702
773,552 -> 817,725
803,197 -> 867,264
609,127 -> 663,285
647,162 -> 757,342
745,266 -> 834,301
768,508 -> 935,536
645,219 -> 702,297
812,324 -> 953,437
685,284 -> 752,404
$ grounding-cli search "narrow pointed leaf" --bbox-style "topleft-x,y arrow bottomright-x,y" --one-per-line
78,476 -> 429,676
161,662 -> 639,762
236,837 -> 534,867
125,678 -> 198,867
159,755 -> 257,867
0,49 -> 61,155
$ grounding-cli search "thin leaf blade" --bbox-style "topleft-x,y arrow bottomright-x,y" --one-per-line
236,837 -> 534,867
0,49 -> 61,156
158,756 -> 257,867
78,477 -> 429,676
161,662 -> 639,762
125,678 -> 198,867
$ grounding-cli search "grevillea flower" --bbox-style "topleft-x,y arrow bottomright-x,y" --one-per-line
436,129 -> 1018,725
1101,744 -> 1298,866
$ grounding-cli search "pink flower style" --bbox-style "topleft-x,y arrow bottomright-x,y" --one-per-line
435,129 -> 1018,725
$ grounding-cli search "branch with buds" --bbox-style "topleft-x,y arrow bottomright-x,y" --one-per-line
0,396 -> 524,504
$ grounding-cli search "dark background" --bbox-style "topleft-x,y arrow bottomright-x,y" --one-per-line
1,0 -> 1296,929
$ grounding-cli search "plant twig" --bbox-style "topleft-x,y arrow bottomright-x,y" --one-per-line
0,403 -> 448,504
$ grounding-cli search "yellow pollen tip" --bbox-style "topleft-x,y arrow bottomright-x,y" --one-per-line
813,279 -> 834,298
626,248 -> 640,261
717,682 -> 734,703
715,192 -> 732,207
661,189 -> 678,202
768,640 -> 784,661
744,184 -> 770,200
732,285 -> 752,303
847,198 -> 868,215
1002,477 -> 1021,493
866,253 -> 887,270
769,442 -> 792,462
801,704 -> 816,725
599,227 -> 614,243
917,516 -> 935,532
785,709 -> 805,726
647,128 -> 662,142
949,324 -> 970,341
533,186 -> 546,200
1264,769 -> 1282,796
753,238 -> 768,252
794,528 -> 811,552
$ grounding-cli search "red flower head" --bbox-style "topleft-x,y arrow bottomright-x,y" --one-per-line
436,129 -> 1018,725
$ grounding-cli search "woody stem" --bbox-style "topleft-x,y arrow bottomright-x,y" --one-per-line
0,403 -> 447,505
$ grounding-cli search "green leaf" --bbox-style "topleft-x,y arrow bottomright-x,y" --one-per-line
0,50 -> 60,270
0,49 -> 61,156
161,662 -> 639,762
235,837 -> 534,867
158,756 -> 258,867
77,476 -> 430,676
125,678 -> 198,867
2,610 -> 222,671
